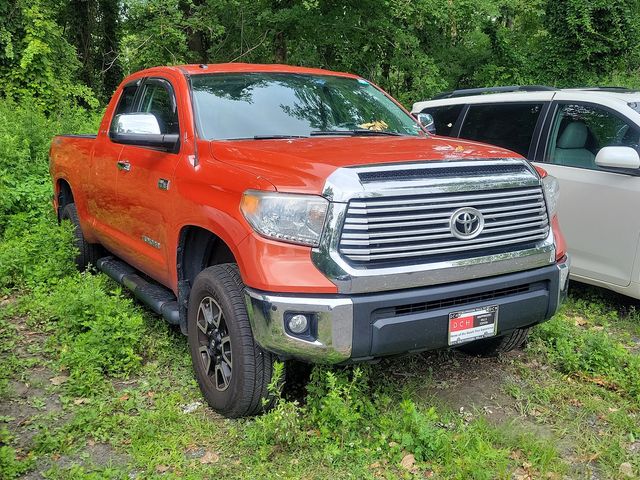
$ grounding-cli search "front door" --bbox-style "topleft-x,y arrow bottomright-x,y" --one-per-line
113,77 -> 182,284
534,100 -> 640,287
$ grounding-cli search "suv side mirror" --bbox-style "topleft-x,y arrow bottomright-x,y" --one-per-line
595,146 -> 640,170
110,113 -> 179,152
416,112 -> 436,134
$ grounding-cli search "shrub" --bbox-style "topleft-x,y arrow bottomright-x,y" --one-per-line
0,98 -> 100,233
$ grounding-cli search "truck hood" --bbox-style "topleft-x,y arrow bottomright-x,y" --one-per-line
208,136 -> 519,195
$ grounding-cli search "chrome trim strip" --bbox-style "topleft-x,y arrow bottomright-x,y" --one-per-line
244,289 -> 353,363
313,159 -> 556,294
340,223 -> 548,247
347,187 -> 542,207
347,193 -> 543,214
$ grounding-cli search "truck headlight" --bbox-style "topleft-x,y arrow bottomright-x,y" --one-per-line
542,175 -> 559,217
240,190 -> 329,247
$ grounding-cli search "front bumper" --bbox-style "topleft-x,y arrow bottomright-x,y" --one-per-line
245,256 -> 570,364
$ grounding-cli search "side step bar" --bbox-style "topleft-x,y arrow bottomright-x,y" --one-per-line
96,256 -> 182,329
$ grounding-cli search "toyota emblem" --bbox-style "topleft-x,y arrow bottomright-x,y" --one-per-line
450,207 -> 484,240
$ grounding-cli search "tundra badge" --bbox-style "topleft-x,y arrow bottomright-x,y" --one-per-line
142,236 -> 161,249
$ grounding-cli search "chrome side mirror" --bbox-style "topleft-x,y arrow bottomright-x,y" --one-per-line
113,113 -> 161,135
595,146 -> 640,170
110,113 -> 179,153
416,112 -> 436,134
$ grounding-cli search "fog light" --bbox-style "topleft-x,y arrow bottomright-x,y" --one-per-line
288,314 -> 309,334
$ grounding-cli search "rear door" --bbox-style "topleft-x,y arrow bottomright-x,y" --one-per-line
532,96 -> 640,287
112,76 -> 183,284
88,80 -> 140,244
457,102 -> 548,158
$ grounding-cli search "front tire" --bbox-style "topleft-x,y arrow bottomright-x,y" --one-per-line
60,203 -> 103,270
187,264 -> 277,418
457,328 -> 530,357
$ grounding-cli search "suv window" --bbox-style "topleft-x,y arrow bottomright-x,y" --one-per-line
547,103 -> 640,170
109,84 -> 139,133
419,104 -> 463,136
459,103 -> 543,157
139,80 -> 179,135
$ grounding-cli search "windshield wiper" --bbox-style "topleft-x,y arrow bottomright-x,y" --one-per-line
253,134 -> 309,140
310,129 -> 403,137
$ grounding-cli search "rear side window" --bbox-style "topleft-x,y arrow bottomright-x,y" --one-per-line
459,103 -> 543,157
419,104 -> 463,137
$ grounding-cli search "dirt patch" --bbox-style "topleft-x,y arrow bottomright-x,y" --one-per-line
1,314 -> 133,479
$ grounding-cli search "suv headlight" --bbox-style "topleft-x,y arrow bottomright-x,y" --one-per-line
542,175 -> 559,217
240,190 -> 329,247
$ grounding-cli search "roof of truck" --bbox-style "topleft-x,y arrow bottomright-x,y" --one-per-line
156,63 -> 361,79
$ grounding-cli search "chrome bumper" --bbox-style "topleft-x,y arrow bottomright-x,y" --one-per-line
244,290 -> 354,363
245,257 -> 570,364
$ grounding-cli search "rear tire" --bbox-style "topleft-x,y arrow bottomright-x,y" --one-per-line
457,328 -> 530,357
187,264 -> 278,418
60,203 -> 103,271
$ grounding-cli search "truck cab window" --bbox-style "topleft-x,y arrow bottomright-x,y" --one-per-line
139,81 -> 179,135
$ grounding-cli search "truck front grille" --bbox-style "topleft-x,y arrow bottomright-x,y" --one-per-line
338,186 -> 550,265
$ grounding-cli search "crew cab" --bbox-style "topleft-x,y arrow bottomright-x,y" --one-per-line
50,65 -> 569,418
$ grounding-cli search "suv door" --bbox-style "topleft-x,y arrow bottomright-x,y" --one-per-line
457,102 -> 547,158
111,77 -> 183,284
534,100 -> 640,288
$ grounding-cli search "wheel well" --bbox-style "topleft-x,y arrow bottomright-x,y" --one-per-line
175,226 -> 238,335
177,226 -> 237,288
56,179 -> 74,219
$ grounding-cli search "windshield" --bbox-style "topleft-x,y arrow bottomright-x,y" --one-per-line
190,73 -> 422,140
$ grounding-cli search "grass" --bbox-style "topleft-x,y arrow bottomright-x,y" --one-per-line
2,251 -> 640,479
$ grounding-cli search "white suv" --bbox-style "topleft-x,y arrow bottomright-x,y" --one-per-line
413,86 -> 640,299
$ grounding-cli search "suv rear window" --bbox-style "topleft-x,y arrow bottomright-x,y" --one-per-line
418,104 -> 463,136
459,103 -> 543,157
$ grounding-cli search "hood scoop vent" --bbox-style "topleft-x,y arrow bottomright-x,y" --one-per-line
357,163 -> 530,183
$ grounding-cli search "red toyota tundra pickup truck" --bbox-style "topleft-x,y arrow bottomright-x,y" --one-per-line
49,64 -> 570,417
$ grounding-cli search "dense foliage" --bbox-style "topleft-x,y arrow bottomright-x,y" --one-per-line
1,0 -> 640,110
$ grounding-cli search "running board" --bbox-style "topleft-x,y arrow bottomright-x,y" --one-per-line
96,256 -> 182,328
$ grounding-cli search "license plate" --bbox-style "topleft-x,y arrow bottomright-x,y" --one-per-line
448,305 -> 498,346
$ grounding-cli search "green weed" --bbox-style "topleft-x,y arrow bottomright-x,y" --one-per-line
531,308 -> 640,401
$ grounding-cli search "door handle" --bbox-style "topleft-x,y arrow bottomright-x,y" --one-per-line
117,160 -> 131,172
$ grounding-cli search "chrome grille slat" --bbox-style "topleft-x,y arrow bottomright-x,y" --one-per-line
341,217 -> 549,243
341,227 -> 549,254
344,233 -> 550,261
348,187 -> 541,208
338,185 -> 550,264
347,193 -> 543,215
342,214 -> 548,238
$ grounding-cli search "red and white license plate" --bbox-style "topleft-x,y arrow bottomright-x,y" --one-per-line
448,305 -> 498,346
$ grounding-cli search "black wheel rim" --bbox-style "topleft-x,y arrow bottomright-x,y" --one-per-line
196,296 -> 232,391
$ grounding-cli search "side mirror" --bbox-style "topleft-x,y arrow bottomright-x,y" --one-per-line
416,112 -> 436,134
595,146 -> 640,170
110,113 -> 179,152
